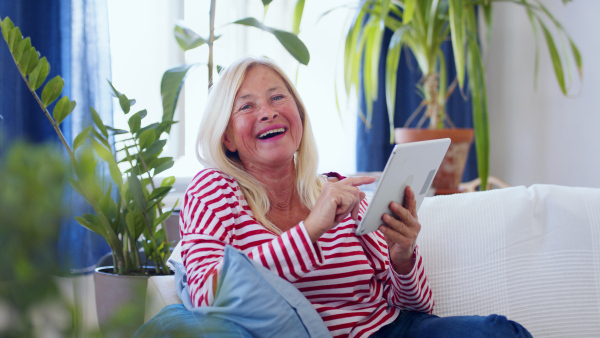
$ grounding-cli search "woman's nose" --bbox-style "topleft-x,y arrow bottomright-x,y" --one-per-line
258,106 -> 278,121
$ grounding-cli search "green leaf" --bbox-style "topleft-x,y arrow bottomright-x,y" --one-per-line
41,75 -> 64,107
262,0 -> 273,6
119,93 -> 131,114
128,112 -> 142,134
92,129 -> 111,150
233,17 -> 310,65
102,186 -> 119,231
90,107 -> 109,138
75,216 -> 103,236
8,26 -> 22,53
128,175 -> 147,210
73,125 -> 93,150
52,96 -> 71,125
92,139 -> 124,189
156,120 -> 177,136
14,37 -> 31,63
386,27 -> 407,142
449,0 -> 465,88
344,2 -> 368,96
160,176 -> 175,187
403,0 -> 416,24
465,16 -> 489,191
18,46 -> 39,75
144,199 -> 159,214
135,109 -> 148,120
67,177 -> 84,196
363,19 -> 382,126
143,139 -> 167,158
28,57 -> 50,91
271,30 -> 310,65
161,64 -> 195,129
380,0 -> 391,30
106,125 -> 129,135
539,21 -> 566,95
108,80 -> 121,97
1,17 -> 15,42
154,208 -> 174,228
126,210 -> 146,240
568,37 -> 583,79
69,100 -> 77,113
92,139 -> 114,164
153,158 -> 174,176
292,0 -> 305,35
521,1 -> 540,89
147,186 -> 171,201
138,129 -> 156,150
125,212 -> 135,240
174,22 -> 206,51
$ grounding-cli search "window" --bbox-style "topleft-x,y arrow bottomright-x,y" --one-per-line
107,0 -> 357,206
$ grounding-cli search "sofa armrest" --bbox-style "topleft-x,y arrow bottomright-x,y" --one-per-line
145,275 -> 182,322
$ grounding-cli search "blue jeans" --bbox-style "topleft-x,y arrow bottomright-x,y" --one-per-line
371,311 -> 533,338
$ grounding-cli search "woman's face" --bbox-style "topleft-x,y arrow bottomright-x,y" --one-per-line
223,65 -> 303,170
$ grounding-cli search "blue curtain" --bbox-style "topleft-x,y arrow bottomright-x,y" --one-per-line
356,24 -> 478,183
0,0 -> 113,273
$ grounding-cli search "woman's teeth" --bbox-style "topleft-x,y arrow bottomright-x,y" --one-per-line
258,128 -> 285,139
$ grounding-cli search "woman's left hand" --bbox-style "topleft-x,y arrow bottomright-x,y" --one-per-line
378,186 -> 421,275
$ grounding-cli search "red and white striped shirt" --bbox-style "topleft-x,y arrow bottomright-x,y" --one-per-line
180,169 -> 434,338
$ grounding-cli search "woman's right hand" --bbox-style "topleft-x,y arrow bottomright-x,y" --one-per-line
304,176 -> 376,242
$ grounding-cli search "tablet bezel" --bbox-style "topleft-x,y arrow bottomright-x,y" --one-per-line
356,138 -> 451,236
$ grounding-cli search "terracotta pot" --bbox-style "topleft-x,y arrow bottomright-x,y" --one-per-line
394,128 -> 474,192
94,267 -> 149,336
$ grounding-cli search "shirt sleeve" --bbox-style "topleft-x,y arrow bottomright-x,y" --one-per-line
180,170 -> 324,308
357,199 -> 435,314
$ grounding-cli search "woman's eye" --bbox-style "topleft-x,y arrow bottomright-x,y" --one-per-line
273,95 -> 284,101
240,104 -> 251,110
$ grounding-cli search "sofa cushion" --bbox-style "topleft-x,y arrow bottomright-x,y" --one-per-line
417,184 -> 600,337
145,275 -> 182,322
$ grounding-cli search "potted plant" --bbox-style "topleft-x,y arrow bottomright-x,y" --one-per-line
1,16 -> 177,333
343,0 -> 581,191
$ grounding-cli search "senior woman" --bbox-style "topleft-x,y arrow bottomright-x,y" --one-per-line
179,56 -> 531,337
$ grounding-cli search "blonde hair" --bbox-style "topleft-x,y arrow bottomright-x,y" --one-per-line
196,56 -> 324,234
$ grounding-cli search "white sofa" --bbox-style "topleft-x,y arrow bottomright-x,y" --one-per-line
146,184 -> 600,337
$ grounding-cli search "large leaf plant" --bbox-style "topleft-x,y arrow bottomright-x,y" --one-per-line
1,16 -> 176,275
343,0 -> 582,190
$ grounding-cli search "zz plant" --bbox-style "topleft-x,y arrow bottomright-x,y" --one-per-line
1,16 -> 176,275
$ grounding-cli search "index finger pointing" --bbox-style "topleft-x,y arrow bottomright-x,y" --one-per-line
339,176 -> 377,187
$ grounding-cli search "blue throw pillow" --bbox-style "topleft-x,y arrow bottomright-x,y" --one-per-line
138,245 -> 330,338
134,304 -> 252,337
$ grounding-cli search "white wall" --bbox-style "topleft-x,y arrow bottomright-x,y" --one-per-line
486,1 -> 600,188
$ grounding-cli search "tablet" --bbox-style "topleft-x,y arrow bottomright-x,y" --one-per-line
356,138 -> 451,236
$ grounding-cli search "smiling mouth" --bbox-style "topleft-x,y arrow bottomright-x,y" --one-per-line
257,128 -> 286,140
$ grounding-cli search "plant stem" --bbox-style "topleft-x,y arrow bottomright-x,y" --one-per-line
14,62 -> 75,163
208,0 -> 216,89
424,73 -> 440,129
